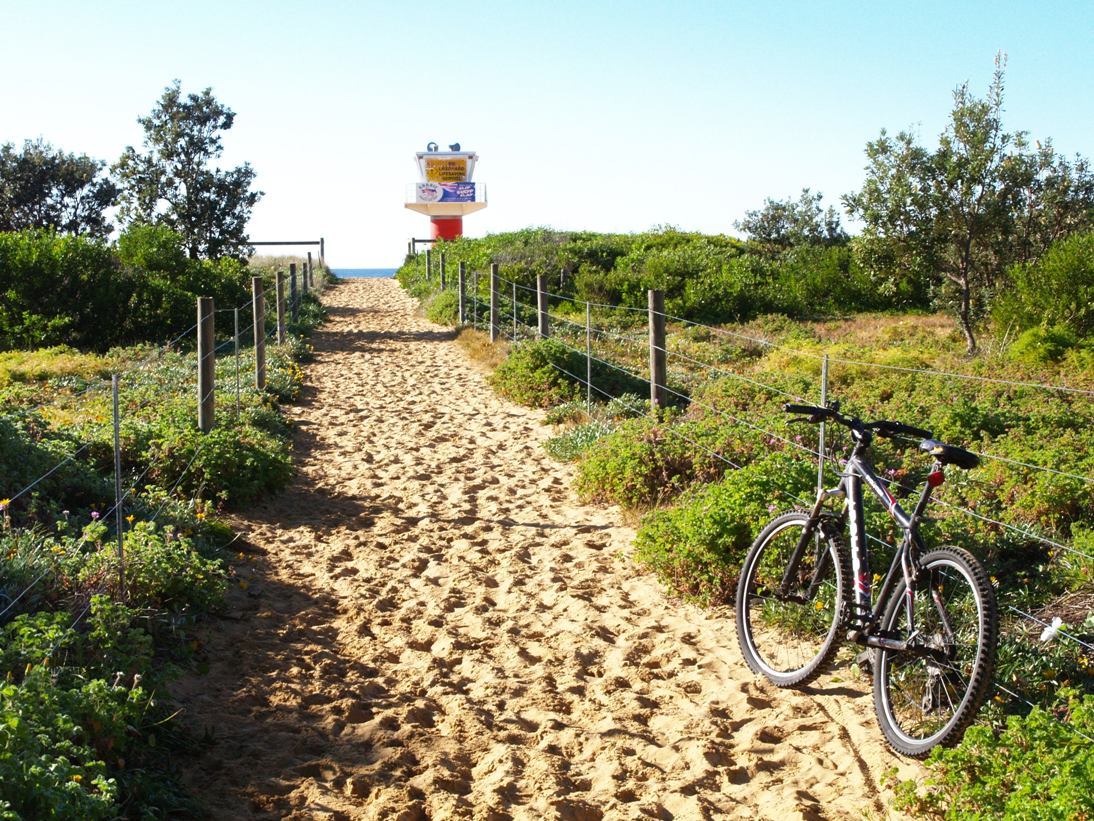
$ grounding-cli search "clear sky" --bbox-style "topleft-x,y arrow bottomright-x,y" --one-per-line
2,0 -> 1092,268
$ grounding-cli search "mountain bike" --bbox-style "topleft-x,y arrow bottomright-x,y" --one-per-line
735,401 -> 998,757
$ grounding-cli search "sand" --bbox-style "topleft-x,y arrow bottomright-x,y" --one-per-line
171,278 -> 918,820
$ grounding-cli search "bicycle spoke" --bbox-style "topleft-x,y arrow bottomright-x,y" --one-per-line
873,548 -> 996,756
737,514 -> 848,687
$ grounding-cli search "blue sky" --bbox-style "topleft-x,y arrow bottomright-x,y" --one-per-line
2,0 -> 1092,267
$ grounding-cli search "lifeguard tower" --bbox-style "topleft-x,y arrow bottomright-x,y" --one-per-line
404,142 -> 487,241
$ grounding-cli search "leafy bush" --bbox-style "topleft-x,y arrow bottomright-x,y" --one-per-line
395,228 -> 920,326
79,521 -> 227,613
425,290 -> 459,326
0,669 -> 120,820
143,417 -> 293,508
489,338 -> 584,407
1008,325 -> 1081,365
892,689 -> 1094,819
994,230 -> 1094,339
544,421 -> 614,462
633,453 -> 815,604
0,413 -> 111,524
574,415 -> 698,508
0,227 -> 253,351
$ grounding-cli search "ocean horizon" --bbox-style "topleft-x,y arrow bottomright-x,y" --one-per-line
334,268 -> 397,278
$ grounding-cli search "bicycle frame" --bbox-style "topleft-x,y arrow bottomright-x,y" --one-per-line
783,437 -> 944,652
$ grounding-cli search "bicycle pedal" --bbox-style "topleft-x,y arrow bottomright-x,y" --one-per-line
854,648 -> 875,676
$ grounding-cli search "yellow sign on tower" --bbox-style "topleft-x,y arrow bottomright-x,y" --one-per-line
424,158 -> 469,182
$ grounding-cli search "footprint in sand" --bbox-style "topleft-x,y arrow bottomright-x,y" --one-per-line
169,279 -> 914,820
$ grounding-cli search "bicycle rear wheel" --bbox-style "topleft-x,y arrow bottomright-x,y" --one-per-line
872,546 -> 997,757
736,512 -> 849,687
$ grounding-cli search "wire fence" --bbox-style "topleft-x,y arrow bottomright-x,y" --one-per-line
441,264 -> 1094,737
0,267 -> 324,629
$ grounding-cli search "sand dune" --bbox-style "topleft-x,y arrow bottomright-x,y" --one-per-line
171,278 -> 918,819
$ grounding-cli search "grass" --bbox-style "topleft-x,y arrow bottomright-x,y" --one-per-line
456,327 -> 510,371
0,346 -> 112,387
0,276 -> 329,819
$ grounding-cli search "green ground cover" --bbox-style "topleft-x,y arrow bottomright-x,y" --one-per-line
398,227 -> 1094,819
0,254 -> 330,819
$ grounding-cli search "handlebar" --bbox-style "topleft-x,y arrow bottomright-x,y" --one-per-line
784,403 -> 933,441
784,402 -> 979,471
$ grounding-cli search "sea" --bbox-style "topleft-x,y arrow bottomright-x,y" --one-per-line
334,268 -> 397,279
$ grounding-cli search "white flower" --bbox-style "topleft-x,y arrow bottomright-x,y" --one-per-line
1039,616 -> 1064,643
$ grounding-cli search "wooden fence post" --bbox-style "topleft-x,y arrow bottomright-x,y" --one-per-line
276,271 -> 286,344
319,237 -> 325,266
648,289 -> 666,412
307,251 -> 314,289
252,277 -> 266,390
458,262 -> 466,324
537,274 -> 550,338
472,270 -> 479,327
290,263 -> 299,322
489,263 -> 499,342
440,251 -> 447,290
426,249 -> 432,282
197,296 -> 215,432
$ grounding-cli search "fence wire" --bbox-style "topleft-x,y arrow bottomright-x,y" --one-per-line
441,267 -> 1094,737
1,279 -> 320,624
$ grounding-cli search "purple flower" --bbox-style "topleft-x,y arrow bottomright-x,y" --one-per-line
91,511 -> 100,520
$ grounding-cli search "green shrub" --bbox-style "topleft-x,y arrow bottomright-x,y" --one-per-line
633,453 -> 815,604
489,338 -> 583,408
574,415 -> 697,508
544,421 -> 614,462
892,689 -> 1094,819
425,290 -> 459,326
288,290 -> 328,337
0,227 -> 255,351
1008,325 -> 1080,365
0,413 -> 111,525
143,420 -> 293,508
79,522 -> 227,614
0,670 -> 120,820
994,230 -> 1094,339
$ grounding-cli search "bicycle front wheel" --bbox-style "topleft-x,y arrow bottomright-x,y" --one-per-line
736,512 -> 849,687
873,546 -> 998,757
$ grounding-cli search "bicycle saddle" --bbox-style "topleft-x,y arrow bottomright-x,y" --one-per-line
920,440 -> 980,470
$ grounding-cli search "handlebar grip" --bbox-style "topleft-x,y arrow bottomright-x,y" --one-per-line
784,403 -> 828,417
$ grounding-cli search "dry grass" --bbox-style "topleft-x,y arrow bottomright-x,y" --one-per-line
455,328 -> 510,371
249,254 -> 312,271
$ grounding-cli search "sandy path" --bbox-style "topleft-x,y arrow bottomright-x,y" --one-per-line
172,279 -> 917,820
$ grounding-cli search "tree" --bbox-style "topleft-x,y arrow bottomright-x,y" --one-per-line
114,81 -> 262,260
845,55 -> 1094,353
0,139 -> 118,237
735,188 -> 848,248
